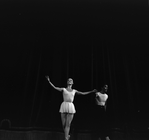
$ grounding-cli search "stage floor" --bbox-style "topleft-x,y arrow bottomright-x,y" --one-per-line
0,128 -> 149,140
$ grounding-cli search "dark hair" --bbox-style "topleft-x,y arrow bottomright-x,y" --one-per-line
101,85 -> 108,93
68,78 -> 73,81
104,84 -> 108,88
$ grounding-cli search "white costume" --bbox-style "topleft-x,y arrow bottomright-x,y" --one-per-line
95,92 -> 108,106
59,88 -> 76,113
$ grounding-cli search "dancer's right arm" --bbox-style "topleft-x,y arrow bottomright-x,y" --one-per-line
45,76 -> 63,92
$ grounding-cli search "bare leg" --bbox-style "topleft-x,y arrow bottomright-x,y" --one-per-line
61,113 -> 67,131
65,113 -> 74,140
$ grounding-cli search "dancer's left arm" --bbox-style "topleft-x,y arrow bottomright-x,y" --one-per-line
104,95 -> 108,111
76,89 -> 97,95
104,102 -> 107,111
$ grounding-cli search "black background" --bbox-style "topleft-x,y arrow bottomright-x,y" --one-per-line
0,0 -> 149,132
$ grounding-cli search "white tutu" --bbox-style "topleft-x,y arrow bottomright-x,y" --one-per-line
59,101 -> 76,113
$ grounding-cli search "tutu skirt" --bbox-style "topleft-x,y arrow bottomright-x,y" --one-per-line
59,101 -> 76,114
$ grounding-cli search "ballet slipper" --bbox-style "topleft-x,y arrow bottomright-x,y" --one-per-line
105,136 -> 110,140
65,135 -> 70,140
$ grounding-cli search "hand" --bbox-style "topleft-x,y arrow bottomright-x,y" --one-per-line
93,89 -> 97,93
45,76 -> 50,81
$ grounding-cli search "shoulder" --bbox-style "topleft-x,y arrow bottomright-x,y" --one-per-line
105,93 -> 108,97
105,94 -> 108,99
73,89 -> 77,92
73,89 -> 77,93
96,92 -> 101,96
61,88 -> 65,92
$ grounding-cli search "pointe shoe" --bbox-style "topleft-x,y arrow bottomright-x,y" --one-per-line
65,135 -> 70,140
105,136 -> 110,140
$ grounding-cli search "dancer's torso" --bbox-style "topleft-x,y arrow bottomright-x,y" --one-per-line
96,92 -> 108,106
63,88 -> 76,102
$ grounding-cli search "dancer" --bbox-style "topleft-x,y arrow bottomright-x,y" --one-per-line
46,76 -> 96,140
95,85 -> 110,140
95,85 -> 108,111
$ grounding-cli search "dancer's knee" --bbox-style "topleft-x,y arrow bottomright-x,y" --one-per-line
66,122 -> 71,128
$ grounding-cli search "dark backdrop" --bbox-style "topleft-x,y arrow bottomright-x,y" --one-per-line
0,0 -> 149,132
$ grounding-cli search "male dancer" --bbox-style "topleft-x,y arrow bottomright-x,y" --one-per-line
95,85 -> 110,140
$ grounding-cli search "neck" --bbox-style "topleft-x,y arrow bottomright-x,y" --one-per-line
101,90 -> 104,93
68,85 -> 72,89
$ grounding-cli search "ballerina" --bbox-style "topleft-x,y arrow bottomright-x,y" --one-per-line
46,76 -> 96,140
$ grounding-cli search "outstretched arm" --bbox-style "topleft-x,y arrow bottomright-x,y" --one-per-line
104,95 -> 108,111
76,89 -> 97,95
45,76 -> 63,92
104,101 -> 107,111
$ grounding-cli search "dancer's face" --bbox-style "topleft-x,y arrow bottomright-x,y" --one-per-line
67,78 -> 73,86
104,85 -> 108,92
